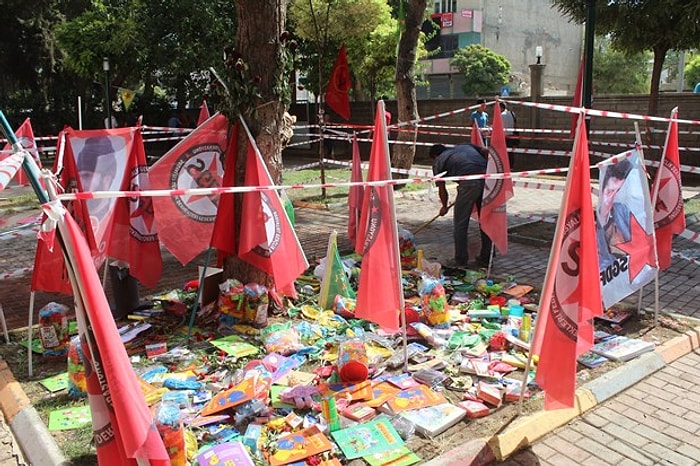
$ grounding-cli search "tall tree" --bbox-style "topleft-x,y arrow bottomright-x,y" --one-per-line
593,37 -> 650,94
392,0 -> 428,172
451,44 -> 511,97
212,0 -> 293,286
550,0 -> 700,116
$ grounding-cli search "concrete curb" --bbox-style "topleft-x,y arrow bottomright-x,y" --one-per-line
0,360 -> 68,466
426,323 -> 700,466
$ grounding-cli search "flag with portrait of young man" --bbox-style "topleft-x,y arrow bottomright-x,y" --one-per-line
597,149 -> 657,308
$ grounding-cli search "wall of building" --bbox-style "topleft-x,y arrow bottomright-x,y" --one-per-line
419,0 -> 584,99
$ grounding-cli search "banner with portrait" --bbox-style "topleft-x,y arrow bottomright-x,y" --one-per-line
596,149 -> 657,308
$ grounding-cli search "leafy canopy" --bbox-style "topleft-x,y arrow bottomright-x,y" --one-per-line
451,44 -> 510,97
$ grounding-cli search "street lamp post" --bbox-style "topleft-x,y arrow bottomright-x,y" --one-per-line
103,57 -> 112,129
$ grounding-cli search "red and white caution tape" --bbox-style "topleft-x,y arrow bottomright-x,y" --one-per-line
0,152 -> 25,191
1,267 -> 33,279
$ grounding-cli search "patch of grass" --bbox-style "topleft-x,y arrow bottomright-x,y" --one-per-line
0,193 -> 39,214
282,165 -> 430,205
685,195 -> 700,218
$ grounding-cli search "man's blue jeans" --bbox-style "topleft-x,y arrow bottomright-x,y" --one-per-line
452,180 -> 492,265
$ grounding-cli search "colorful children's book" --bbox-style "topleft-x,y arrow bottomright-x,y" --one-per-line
39,372 -> 69,392
341,403 -> 376,422
201,377 -> 255,416
458,400 -> 490,419
398,403 -> 466,437
590,335 -> 655,362
381,384 -> 447,414
596,308 -> 632,325
476,381 -> 503,407
364,446 -> 421,466
48,405 -> 92,431
365,382 -> 400,408
387,373 -> 420,390
331,417 -> 404,460
197,441 -> 255,466
577,351 -> 609,368
209,334 -> 259,358
266,425 -> 333,466
320,380 -> 373,401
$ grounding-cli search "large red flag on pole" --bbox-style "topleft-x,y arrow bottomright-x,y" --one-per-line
354,100 -> 404,332
238,119 -> 308,297
531,113 -> 602,410
57,207 -> 169,465
32,131 -> 97,295
325,44 -> 351,121
480,102 -> 514,254
107,128 -> 162,288
651,107 -> 685,270
210,122 -> 239,266
149,113 -> 230,265
347,133 -> 364,247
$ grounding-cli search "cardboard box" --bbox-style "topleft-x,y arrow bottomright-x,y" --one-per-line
199,266 -> 224,306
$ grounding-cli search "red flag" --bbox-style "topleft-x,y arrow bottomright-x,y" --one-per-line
197,99 -> 211,126
354,101 -> 403,331
65,128 -> 138,267
570,55 -> 585,138
532,114 -> 602,410
107,128 -> 163,289
1,118 -> 41,186
480,102 -> 514,254
347,133 -> 364,247
652,107 -> 685,270
149,113 -> 230,265
238,126 -> 308,297
325,44 -> 351,121
32,132 -> 95,295
210,123 -> 239,266
470,120 -> 485,146
62,211 -> 169,465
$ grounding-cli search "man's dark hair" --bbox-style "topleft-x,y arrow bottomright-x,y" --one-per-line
499,101 -> 506,111
602,158 -> 632,187
429,144 -> 447,159
476,98 -> 486,105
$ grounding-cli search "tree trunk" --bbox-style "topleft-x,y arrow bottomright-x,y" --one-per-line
645,45 -> 668,145
224,0 -> 289,288
392,0 -> 428,173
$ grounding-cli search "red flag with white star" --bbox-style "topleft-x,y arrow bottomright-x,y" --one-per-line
354,100 -> 404,332
238,123 -> 308,297
597,148 -> 657,308
532,113 -> 602,410
149,113 -> 230,265
652,107 -> 686,270
106,127 -> 162,288
480,103 -> 513,254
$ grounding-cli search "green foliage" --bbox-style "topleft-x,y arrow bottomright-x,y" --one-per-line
450,45 -> 511,97
289,0 -> 396,99
685,54 -> 700,89
593,38 -> 650,94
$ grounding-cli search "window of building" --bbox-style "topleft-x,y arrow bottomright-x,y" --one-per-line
433,0 -> 456,14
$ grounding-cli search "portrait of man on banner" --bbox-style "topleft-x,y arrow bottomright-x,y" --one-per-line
71,135 -> 128,255
596,151 -> 657,308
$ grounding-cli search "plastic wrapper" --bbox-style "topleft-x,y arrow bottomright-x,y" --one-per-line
67,336 -> 87,399
412,368 -> 448,390
418,276 -> 450,328
262,322 -> 304,356
154,398 -> 186,466
217,279 -> 246,319
409,322 -> 448,348
398,227 -> 417,270
38,302 -> 70,359
243,283 -> 269,328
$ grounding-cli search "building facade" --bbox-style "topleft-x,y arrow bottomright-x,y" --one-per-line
418,0 -> 584,99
